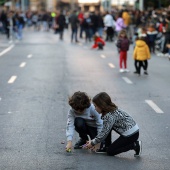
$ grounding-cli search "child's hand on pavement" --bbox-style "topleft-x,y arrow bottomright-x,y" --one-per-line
66,141 -> 72,150
85,141 -> 93,149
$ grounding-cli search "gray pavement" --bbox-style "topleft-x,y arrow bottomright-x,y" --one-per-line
0,28 -> 170,170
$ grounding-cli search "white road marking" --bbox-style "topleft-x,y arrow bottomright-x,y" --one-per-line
20,62 -> 26,68
108,63 -> 115,68
0,45 -> 14,57
145,100 -> 164,113
101,54 -> 106,58
122,77 -> 133,84
8,76 -> 17,84
27,54 -> 32,58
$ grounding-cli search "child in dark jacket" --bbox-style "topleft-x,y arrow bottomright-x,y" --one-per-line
147,24 -> 158,53
116,30 -> 130,72
92,35 -> 105,50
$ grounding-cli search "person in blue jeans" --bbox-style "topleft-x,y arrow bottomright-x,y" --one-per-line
85,92 -> 142,157
65,91 -> 103,151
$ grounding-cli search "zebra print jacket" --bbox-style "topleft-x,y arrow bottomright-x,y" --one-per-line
91,108 -> 139,146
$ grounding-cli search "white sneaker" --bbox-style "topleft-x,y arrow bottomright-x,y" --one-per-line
124,69 -> 130,72
119,69 -> 124,73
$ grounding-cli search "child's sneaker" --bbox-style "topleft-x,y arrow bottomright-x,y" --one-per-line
74,139 -> 86,149
134,141 -> 142,157
119,69 -> 124,73
124,69 -> 130,72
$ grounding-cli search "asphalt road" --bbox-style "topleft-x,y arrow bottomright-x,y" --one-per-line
0,28 -> 170,170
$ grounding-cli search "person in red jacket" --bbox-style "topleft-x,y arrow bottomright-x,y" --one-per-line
92,35 -> 105,50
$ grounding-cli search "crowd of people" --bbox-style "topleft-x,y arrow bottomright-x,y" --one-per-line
1,6 -> 170,73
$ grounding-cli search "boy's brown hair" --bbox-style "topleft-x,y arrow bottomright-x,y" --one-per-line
68,91 -> 91,111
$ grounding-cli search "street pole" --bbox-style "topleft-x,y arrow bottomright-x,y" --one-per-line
21,0 -> 25,11
70,0 -> 75,11
139,0 -> 144,11
108,0 -> 111,12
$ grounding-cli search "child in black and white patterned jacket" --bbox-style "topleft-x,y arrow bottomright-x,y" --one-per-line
85,92 -> 142,157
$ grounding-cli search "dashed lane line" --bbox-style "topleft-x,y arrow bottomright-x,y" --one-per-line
145,100 -> 164,114
27,54 -> 32,58
122,77 -> 133,84
101,54 -> 106,58
8,76 -> 17,84
19,62 -> 26,68
0,45 -> 14,57
108,63 -> 115,68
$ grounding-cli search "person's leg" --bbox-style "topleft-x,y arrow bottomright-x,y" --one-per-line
123,51 -> 127,69
75,28 -> 78,42
119,51 -> 123,70
138,61 -> 143,75
74,117 -> 88,149
74,117 -> 88,140
87,126 -> 97,139
71,28 -> 74,42
107,132 -> 139,156
134,60 -> 138,73
80,24 -> 83,38
105,27 -> 109,41
143,60 -> 148,74
97,42 -> 103,50
109,27 -> 113,41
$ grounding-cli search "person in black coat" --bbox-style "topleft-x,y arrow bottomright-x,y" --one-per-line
69,10 -> 79,43
55,10 -> 66,40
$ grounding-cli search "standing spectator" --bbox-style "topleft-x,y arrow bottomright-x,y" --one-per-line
115,12 -> 126,38
78,10 -> 84,38
55,10 -> 65,40
122,9 -> 131,38
116,30 -> 130,73
147,24 -> 158,53
15,11 -> 25,40
69,10 -> 79,43
82,12 -> 92,42
42,11 -> 49,31
31,12 -> 38,31
133,37 -> 151,75
104,11 -> 115,42
5,11 -> 15,39
95,11 -> 104,38
134,27 -> 149,74
90,11 -> 98,36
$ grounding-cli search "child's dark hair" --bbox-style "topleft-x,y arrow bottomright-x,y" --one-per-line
118,29 -> 127,38
92,92 -> 117,115
68,91 -> 91,111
